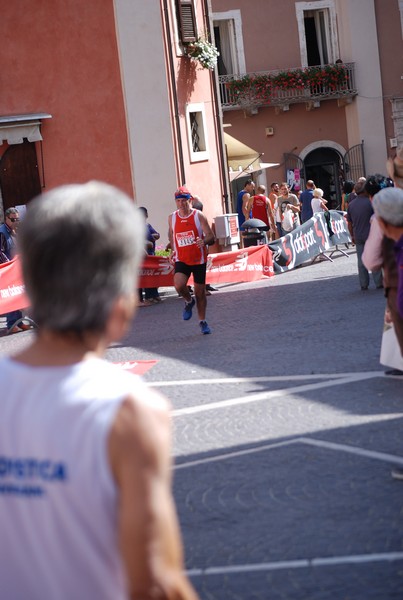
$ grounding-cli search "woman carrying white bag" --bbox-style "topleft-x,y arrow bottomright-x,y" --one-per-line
362,175 -> 403,377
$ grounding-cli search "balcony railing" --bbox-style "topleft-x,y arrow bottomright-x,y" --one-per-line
218,63 -> 357,110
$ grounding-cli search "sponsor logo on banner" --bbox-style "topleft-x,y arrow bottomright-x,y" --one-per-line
268,210 -> 351,273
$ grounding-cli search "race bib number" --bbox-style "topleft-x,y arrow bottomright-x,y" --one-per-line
176,231 -> 195,247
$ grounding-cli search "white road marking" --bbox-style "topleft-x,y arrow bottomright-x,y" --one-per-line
149,371 -> 384,387
174,436 -> 403,470
165,372 -> 403,579
171,372 -> 383,417
186,551 -> 403,577
299,437 -> 403,465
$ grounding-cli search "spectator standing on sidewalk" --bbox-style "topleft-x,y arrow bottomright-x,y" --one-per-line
347,178 -> 383,291
250,185 -> 276,240
191,195 -> 204,211
372,186 -> 403,481
168,186 -> 215,335
236,179 -> 255,231
275,182 -> 301,236
299,180 -> 315,223
269,182 -> 281,238
138,206 -> 161,305
341,180 -> 354,211
362,175 -> 402,376
373,187 -> 403,317
0,207 -> 32,333
0,182 -> 199,600
311,188 -> 328,213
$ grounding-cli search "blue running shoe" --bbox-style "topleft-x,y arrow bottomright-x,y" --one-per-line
199,320 -> 211,334
183,297 -> 195,320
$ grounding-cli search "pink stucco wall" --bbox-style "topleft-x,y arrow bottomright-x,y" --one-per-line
213,0 -> 303,72
165,1 -> 228,227
0,0 -> 133,196
225,100 -> 349,183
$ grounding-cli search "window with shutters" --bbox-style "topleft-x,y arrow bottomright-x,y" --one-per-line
212,10 -> 246,77
176,0 -> 197,44
295,1 -> 339,67
185,103 -> 209,163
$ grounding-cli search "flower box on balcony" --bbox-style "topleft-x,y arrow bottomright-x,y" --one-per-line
224,64 -> 353,108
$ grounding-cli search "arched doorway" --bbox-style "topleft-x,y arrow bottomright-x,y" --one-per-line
304,147 -> 343,209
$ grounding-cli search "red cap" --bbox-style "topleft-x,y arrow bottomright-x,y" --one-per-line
175,186 -> 192,199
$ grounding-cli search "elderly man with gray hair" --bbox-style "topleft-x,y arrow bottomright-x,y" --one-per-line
373,186 -> 403,319
372,185 -> 403,482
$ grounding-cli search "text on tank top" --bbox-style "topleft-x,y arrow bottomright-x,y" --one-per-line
251,195 -> 270,226
172,208 -> 207,265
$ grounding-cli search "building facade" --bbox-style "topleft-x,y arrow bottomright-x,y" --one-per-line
0,0 -> 228,243
212,0 -> 403,208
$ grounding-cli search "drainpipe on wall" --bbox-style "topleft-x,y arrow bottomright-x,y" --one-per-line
162,0 -> 186,185
202,0 -> 230,214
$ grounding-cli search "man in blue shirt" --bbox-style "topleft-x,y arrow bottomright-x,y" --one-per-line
236,179 -> 255,231
299,180 -> 315,223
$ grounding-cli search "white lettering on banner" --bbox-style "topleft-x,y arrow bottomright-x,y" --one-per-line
292,228 -> 316,255
330,217 -> 347,237
176,231 -> 195,247
0,284 -> 25,299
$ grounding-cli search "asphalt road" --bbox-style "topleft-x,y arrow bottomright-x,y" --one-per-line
1,246 -> 402,599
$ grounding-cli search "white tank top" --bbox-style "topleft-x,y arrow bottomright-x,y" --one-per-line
0,356 -> 148,600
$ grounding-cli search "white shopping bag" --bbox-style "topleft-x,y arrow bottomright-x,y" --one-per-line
380,309 -> 403,371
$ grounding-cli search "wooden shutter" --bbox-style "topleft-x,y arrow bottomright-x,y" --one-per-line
178,0 -> 197,43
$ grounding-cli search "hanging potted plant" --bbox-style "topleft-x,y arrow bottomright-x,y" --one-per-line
185,34 -> 219,71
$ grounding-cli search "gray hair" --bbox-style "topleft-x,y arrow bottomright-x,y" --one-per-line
372,187 -> 403,227
5,207 -> 18,217
19,181 -> 145,333
313,188 -> 323,198
354,179 -> 367,195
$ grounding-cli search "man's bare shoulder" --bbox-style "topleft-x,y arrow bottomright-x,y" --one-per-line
109,385 -> 171,475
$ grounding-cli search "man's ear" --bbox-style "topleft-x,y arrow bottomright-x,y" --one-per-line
105,295 -> 136,343
377,216 -> 391,237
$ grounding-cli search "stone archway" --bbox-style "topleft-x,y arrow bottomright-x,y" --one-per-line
303,146 -> 344,209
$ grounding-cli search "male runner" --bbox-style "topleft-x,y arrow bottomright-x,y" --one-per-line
168,186 -> 215,334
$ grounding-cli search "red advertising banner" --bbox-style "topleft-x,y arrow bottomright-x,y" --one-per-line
138,245 -> 274,287
0,246 -> 274,315
0,258 -> 30,314
114,360 -> 158,376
